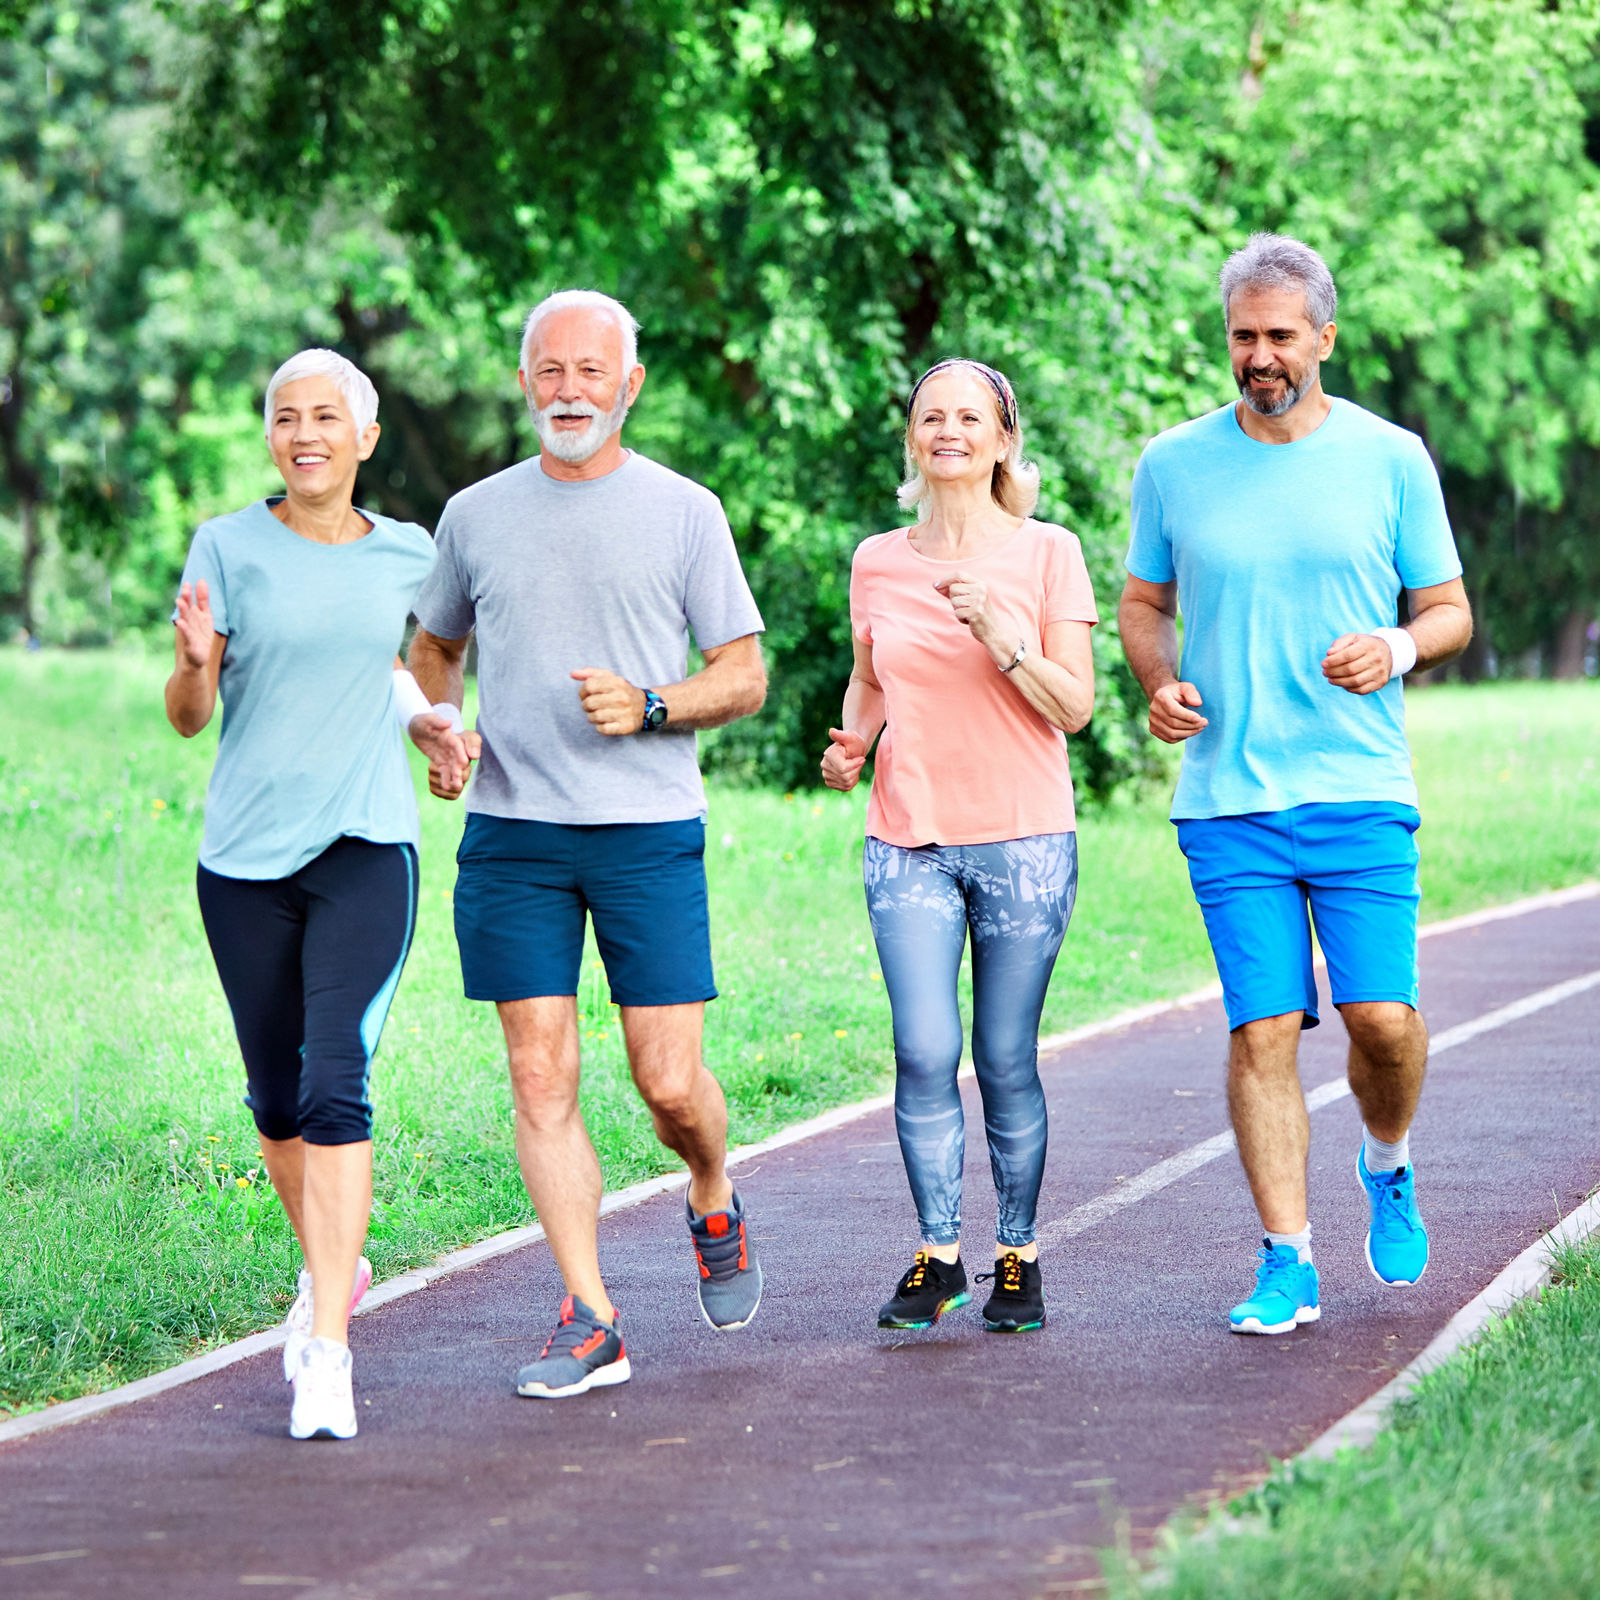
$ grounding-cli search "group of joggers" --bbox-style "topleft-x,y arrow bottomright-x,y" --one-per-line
165,232 -> 1474,1441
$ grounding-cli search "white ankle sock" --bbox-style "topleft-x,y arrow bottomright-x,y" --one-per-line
1364,1127 -> 1410,1174
1264,1225 -> 1312,1264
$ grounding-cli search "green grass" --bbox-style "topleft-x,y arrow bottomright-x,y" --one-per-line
0,655 -> 1596,1413
1105,1230 -> 1600,1599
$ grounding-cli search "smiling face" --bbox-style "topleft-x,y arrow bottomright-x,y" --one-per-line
908,370 -> 1011,491
266,377 -> 379,499
1226,283 -> 1337,417
519,307 -> 645,464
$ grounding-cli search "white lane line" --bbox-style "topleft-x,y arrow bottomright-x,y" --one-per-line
1035,967 -> 1600,1249
1300,1186 -> 1600,1461
1,885 -> 1592,1450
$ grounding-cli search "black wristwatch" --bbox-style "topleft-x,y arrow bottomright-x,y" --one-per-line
640,689 -> 669,732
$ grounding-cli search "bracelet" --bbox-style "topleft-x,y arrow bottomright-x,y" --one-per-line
1000,640 -> 1027,674
1372,627 -> 1417,680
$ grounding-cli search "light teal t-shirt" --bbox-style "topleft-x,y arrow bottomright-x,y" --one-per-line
178,499 -> 437,879
1126,399 -> 1463,821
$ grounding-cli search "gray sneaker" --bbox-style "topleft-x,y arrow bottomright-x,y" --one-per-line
515,1295 -> 631,1399
687,1189 -> 763,1330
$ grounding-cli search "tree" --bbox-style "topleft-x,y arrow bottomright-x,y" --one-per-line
171,0 -> 1184,789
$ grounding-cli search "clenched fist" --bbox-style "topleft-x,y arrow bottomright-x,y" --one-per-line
821,727 -> 868,791
429,729 -> 481,800
1322,633 -> 1393,695
571,668 -> 649,736
1149,681 -> 1207,744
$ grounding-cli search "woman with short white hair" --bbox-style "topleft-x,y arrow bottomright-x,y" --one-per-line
821,358 -> 1099,1335
165,348 -> 468,1439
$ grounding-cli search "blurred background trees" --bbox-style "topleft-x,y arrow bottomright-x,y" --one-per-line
3,0 -> 1597,788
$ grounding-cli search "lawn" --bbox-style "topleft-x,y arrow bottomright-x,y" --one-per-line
1,653 -> 1596,1412
1105,1231 -> 1600,1599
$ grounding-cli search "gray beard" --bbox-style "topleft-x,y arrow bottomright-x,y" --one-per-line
530,386 -> 631,463
1237,361 -> 1316,418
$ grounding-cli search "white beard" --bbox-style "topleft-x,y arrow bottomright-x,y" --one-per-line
530,386 -> 631,463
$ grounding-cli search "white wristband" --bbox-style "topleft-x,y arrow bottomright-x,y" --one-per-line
393,669 -> 431,728
1372,628 -> 1418,681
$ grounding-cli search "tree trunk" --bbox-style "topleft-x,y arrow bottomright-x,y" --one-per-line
18,496 -> 40,639
1552,608 -> 1592,680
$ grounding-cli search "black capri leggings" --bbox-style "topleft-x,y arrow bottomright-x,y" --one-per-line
197,836 -> 418,1147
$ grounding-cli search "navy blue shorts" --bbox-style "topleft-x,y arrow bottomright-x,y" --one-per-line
453,814 -> 717,1007
1175,801 -> 1421,1032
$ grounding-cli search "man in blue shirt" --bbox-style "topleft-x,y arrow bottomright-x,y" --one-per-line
1120,234 -> 1473,1336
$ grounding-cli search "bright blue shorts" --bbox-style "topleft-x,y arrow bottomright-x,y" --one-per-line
454,814 -> 716,1006
1175,801 -> 1420,1032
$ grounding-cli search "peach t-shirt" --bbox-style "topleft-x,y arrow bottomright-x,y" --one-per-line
849,520 -> 1100,847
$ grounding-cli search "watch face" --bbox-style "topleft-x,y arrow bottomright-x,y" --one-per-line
643,693 -> 668,729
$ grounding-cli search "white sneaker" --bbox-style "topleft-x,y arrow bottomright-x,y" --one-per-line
283,1256 -> 373,1381
289,1336 -> 357,1440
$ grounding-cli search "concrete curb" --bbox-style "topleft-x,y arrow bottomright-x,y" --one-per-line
2,879 -> 1594,1450
1298,1187 -> 1600,1461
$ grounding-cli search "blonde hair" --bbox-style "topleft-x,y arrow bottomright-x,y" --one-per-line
896,358 -> 1040,521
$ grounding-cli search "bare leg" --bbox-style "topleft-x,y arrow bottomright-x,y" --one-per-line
259,1134 -> 309,1250
1227,1011 -> 1310,1235
1342,1001 -> 1428,1143
303,1141 -> 373,1342
498,996 -> 614,1322
620,1002 -> 733,1217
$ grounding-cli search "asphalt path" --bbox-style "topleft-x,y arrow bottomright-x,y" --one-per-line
2,895 -> 1597,1598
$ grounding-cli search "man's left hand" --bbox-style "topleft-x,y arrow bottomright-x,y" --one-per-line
1322,633 -> 1393,695
572,667 -> 649,736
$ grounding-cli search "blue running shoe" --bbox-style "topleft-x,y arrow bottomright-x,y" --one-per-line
1229,1241 -> 1321,1335
1358,1149 -> 1429,1286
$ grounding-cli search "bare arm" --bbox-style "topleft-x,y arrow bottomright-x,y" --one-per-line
1322,576 -> 1474,694
406,628 -> 480,798
1117,575 -> 1209,743
571,633 -> 767,736
820,637 -> 886,790
407,626 -> 469,709
165,581 -> 226,737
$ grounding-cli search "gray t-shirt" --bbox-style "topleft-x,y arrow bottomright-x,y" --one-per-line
412,452 -> 764,824
178,499 -> 438,878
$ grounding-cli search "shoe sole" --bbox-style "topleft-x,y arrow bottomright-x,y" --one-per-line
878,1290 -> 970,1330
517,1356 -> 633,1400
289,1418 -> 358,1440
698,1267 -> 763,1332
983,1314 -> 1046,1333
1230,1304 -> 1321,1336
1357,1152 -> 1429,1286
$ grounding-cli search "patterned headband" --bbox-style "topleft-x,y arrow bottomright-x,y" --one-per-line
905,358 -> 1019,436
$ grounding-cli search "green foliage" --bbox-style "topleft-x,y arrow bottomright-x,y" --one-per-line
6,0 -> 1600,774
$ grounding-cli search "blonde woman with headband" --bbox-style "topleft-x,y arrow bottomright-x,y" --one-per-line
820,358 -> 1099,1335
165,349 -> 469,1439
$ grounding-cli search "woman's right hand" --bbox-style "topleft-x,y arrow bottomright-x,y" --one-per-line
820,727 -> 868,791
174,581 -> 215,669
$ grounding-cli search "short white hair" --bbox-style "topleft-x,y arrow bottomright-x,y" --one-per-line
1220,234 -> 1338,330
263,349 -> 379,438
520,290 -> 641,378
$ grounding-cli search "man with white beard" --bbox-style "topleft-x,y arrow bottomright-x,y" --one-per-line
407,290 -> 769,1398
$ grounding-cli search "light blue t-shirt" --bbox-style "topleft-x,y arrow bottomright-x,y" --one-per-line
178,499 -> 437,878
1126,399 -> 1463,821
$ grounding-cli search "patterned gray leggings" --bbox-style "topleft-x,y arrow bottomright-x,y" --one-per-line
863,833 -> 1078,1249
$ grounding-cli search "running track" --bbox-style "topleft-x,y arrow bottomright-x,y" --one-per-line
2,893 -> 1597,1598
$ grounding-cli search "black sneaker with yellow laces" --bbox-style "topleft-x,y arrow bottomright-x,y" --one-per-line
977,1252 -> 1046,1332
877,1250 -> 969,1329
